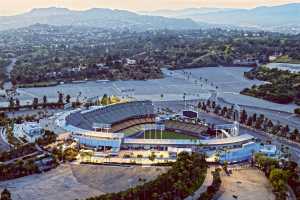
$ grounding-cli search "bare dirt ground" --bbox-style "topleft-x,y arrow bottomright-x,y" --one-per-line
70,164 -> 169,193
217,168 -> 275,200
0,164 -> 168,200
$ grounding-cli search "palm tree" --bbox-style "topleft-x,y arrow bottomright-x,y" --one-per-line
65,94 -> 71,103
8,98 -> 14,109
57,92 -> 64,104
42,96 -> 47,108
32,98 -> 38,109
15,98 -> 20,108
160,94 -> 164,100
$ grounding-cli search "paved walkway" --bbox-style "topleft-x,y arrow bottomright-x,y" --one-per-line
0,127 -> 11,151
3,151 -> 39,165
185,166 -> 214,200
287,185 -> 297,200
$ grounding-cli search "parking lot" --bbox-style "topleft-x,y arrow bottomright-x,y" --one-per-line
0,164 -> 168,200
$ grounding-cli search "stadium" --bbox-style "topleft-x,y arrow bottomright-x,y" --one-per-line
54,100 -> 257,161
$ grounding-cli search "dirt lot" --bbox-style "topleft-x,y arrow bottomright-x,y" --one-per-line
0,164 -> 168,200
71,164 -> 168,193
218,168 -> 275,200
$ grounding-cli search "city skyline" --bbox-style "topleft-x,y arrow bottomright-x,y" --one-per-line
0,0 -> 300,16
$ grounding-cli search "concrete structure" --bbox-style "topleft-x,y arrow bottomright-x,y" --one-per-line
56,101 -> 256,159
259,145 -> 277,157
123,134 -> 254,150
73,131 -> 123,150
14,122 -> 44,143
219,142 -> 259,164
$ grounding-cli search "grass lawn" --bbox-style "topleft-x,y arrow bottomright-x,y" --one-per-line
17,81 -> 59,88
273,55 -> 300,64
143,130 -> 198,140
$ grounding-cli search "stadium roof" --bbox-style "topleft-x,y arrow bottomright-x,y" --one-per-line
65,100 -> 155,130
74,131 -> 124,139
123,134 -> 254,146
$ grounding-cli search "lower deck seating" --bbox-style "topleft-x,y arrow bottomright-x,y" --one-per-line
164,120 -> 208,136
111,116 -> 155,133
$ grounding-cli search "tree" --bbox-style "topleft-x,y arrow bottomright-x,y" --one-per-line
206,100 -> 211,107
8,98 -> 14,109
43,95 -> 47,104
63,148 -> 78,162
66,94 -> 71,103
252,113 -> 257,122
15,98 -> 20,108
1,188 -> 11,200
212,101 -> 216,109
267,119 -> 274,129
32,97 -> 39,109
269,168 -> 289,193
148,152 -> 156,162
42,95 -> 47,108
58,92 -> 64,104
281,125 -> 290,137
197,102 -> 202,109
295,108 -> 300,115
221,106 -> 227,116
80,151 -> 93,163
246,116 -> 253,127
101,94 -> 109,105
223,161 -> 228,172
214,105 -> 221,115
254,117 -> 263,129
201,102 -> 207,111
240,109 -> 248,124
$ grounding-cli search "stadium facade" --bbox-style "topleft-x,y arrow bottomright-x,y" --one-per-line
56,100 -> 258,162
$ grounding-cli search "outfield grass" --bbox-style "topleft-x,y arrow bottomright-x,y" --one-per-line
143,130 -> 197,140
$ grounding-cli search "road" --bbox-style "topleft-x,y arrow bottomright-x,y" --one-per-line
0,128 -> 10,152
185,167 -> 214,200
3,58 -> 17,90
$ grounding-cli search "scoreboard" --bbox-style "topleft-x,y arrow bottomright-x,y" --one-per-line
182,110 -> 198,119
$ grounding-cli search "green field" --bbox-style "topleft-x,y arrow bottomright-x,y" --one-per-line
143,130 -> 198,140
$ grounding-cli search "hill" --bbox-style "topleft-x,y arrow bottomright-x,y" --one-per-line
144,4 -> 300,33
0,7 -> 200,31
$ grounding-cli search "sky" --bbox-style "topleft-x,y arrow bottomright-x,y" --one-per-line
0,0 -> 300,15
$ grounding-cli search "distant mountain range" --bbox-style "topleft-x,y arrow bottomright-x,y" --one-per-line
140,8 -> 234,18
0,4 -> 300,33
0,7 -> 200,31
141,3 -> 300,32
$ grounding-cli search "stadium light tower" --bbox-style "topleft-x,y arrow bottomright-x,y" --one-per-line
183,93 -> 187,110
233,104 -> 241,122
233,104 -> 240,136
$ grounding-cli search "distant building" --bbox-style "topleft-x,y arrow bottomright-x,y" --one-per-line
14,122 -> 44,143
168,147 -> 192,158
219,142 -> 259,164
126,58 -> 137,65
233,58 -> 257,67
259,145 -> 277,157
0,90 -> 6,98
269,55 -> 278,61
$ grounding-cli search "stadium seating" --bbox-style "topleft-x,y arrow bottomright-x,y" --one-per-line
164,120 -> 208,137
66,101 -> 155,132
